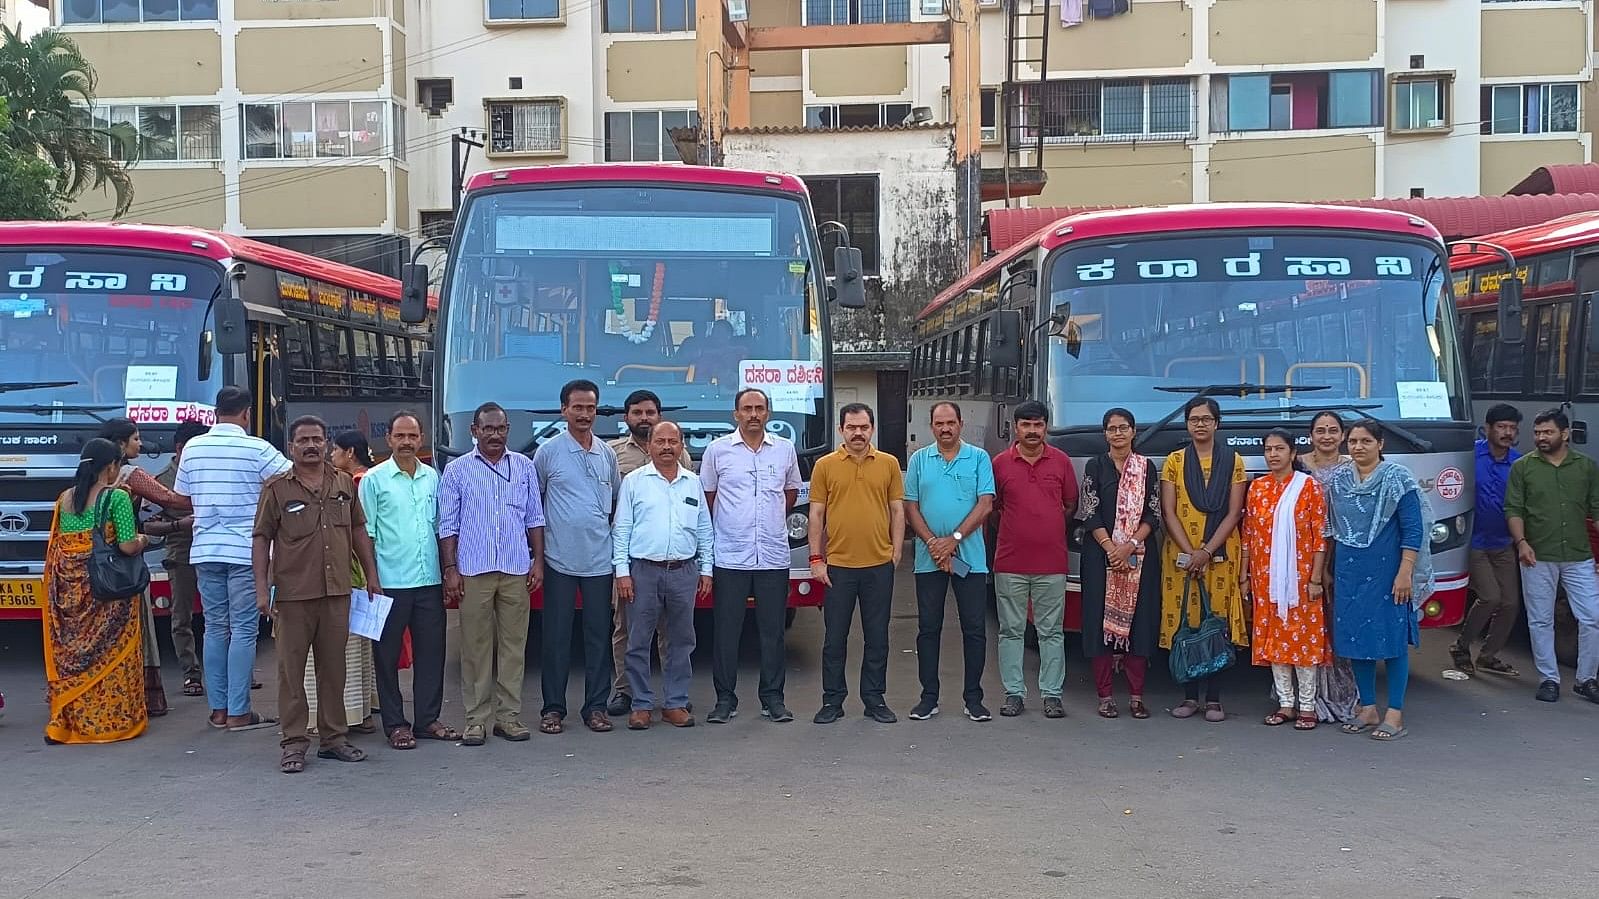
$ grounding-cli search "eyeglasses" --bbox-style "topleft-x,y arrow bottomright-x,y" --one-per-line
476,425 -> 510,435
1104,424 -> 1133,434
1187,416 -> 1217,425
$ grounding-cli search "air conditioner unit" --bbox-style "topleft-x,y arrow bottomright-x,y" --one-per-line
977,0 -> 1001,7
981,125 -> 998,143
728,0 -> 748,21
920,0 -> 946,14
1426,118 -> 1445,128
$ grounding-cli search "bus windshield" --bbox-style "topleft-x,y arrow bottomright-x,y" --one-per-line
439,183 -> 827,454
1044,232 -> 1469,428
0,250 -> 222,425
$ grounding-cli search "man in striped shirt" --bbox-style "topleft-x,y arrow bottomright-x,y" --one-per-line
176,386 -> 290,730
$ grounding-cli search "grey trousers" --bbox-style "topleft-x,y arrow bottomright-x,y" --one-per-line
625,561 -> 699,712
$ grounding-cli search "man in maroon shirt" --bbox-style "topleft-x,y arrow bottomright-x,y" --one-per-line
991,401 -> 1077,718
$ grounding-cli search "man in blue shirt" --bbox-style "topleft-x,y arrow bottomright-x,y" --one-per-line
904,401 -> 995,722
1452,403 -> 1524,676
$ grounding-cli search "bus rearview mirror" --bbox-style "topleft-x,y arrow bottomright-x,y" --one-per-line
401,263 -> 429,323
197,330 -> 214,383
989,310 -> 1022,369
833,246 -> 867,309
1497,279 -> 1524,345
213,295 -> 249,357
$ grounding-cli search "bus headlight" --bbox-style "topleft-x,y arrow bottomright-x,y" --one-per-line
787,511 -> 809,543
1430,522 -> 1451,546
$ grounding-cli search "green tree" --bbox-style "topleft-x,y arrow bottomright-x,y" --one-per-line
0,24 -> 139,216
0,96 -> 67,220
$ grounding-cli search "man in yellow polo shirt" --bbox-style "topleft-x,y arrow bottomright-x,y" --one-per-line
808,403 -> 905,724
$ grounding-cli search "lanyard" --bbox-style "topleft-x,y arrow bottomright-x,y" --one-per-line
478,454 -> 512,484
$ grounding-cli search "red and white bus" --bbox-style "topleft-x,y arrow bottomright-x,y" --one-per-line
400,163 -> 868,615
911,203 -> 1475,629
0,222 -> 434,620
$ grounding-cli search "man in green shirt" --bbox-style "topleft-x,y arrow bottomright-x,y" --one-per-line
1504,408 -> 1599,704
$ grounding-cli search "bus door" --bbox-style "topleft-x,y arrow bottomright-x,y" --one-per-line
251,321 -> 288,449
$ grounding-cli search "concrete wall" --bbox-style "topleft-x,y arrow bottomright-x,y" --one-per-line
1383,0 -> 1481,198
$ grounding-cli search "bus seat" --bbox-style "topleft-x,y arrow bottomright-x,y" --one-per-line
613,364 -> 692,384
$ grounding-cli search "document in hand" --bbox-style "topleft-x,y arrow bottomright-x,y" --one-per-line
348,588 -> 394,640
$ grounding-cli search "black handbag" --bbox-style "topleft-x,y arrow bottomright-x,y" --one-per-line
1167,574 -> 1235,684
89,490 -> 150,602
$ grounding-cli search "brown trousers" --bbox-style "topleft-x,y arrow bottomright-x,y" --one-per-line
275,594 -> 352,750
1460,547 -> 1522,659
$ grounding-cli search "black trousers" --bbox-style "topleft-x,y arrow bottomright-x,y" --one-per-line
914,570 -> 987,706
541,569 -> 614,719
1184,677 -> 1221,704
711,566 -> 790,709
374,584 -> 446,734
821,562 -> 895,709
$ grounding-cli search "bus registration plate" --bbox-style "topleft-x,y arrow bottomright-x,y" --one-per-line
0,578 -> 43,609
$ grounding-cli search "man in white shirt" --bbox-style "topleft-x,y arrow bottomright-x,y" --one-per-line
613,421 -> 713,730
175,386 -> 290,731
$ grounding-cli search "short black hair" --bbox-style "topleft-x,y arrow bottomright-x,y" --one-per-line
389,409 -> 422,431
1102,407 -> 1134,430
839,402 -> 874,427
215,386 -> 252,418
473,402 -> 507,426
1184,396 -> 1221,423
174,421 -> 209,446
1486,403 -> 1523,426
288,415 -> 326,441
561,379 -> 601,406
1534,408 -> 1571,430
930,401 -> 962,422
733,387 -> 769,409
1013,400 -> 1048,424
623,390 -> 662,413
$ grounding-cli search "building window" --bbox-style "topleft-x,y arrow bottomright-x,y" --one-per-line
486,0 -> 560,20
76,104 -> 220,162
804,102 -> 914,129
487,98 -> 564,155
803,175 -> 879,275
1027,78 -> 1193,141
1211,71 -> 1382,132
419,211 -> 455,240
1480,83 -> 1579,135
604,0 -> 689,32
980,86 -> 998,143
604,109 -> 698,162
1390,74 -> 1452,133
418,78 -> 454,117
240,100 -> 398,160
804,0 -> 911,25
61,0 -> 216,23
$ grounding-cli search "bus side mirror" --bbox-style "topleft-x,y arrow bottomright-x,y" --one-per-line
213,294 -> 249,357
197,330 -> 214,383
401,263 -> 429,323
833,246 -> 867,309
1498,279 -> 1524,345
989,310 -> 1022,369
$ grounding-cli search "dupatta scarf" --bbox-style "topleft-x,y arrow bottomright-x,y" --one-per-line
1326,459 -> 1437,613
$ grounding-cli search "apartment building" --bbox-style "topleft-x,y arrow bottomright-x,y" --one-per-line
2,0 -> 50,34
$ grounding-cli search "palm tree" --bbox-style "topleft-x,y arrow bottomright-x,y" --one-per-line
0,24 -> 139,216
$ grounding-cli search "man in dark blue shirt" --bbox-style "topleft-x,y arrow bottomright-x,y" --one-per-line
1452,403 -> 1524,676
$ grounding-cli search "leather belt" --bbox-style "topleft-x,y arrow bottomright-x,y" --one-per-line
635,557 -> 697,570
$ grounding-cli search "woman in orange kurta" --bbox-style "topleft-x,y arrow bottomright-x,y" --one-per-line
1240,429 -> 1330,731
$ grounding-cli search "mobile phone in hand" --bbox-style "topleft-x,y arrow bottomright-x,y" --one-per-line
949,556 -> 972,578
1176,552 -> 1192,569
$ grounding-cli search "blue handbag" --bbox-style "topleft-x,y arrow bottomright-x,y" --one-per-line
1167,574 -> 1235,684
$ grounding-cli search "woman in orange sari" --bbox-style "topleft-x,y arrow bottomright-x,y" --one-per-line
43,438 -> 151,744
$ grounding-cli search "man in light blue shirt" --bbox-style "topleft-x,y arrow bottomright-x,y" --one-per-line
613,421 -> 714,729
904,401 -> 995,723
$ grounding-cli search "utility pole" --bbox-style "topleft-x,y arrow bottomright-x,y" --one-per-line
451,127 -> 486,215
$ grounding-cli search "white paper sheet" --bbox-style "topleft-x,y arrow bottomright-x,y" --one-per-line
1396,381 -> 1450,419
348,589 -> 393,641
124,365 -> 178,399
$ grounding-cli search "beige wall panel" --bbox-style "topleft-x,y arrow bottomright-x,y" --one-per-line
234,0 -> 385,19
1040,0 -> 1192,72
753,50 -> 803,78
236,25 -> 384,94
1210,0 -> 1377,67
750,91 -> 802,128
69,168 -> 226,227
748,0 -> 799,74
810,47 -> 908,98
606,40 -> 697,103
239,166 -> 389,230
750,0 -> 799,26
391,0 -> 403,26
1039,144 -> 1192,206
393,167 -> 410,234
1480,139 -> 1587,195
1209,135 -> 1376,201
72,31 -> 222,98
1480,8 -> 1588,79
393,26 -> 407,99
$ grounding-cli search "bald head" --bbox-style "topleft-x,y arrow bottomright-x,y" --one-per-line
649,419 -> 684,470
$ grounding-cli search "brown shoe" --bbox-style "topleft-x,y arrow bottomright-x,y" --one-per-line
627,711 -> 652,730
662,707 -> 695,728
585,711 -> 613,733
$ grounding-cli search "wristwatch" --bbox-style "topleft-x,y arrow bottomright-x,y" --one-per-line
953,530 -> 965,542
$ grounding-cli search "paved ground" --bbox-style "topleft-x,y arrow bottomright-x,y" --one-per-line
1,562 -> 1595,899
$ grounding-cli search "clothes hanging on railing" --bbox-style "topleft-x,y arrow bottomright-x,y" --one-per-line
1061,0 -> 1085,27
1087,0 -> 1130,18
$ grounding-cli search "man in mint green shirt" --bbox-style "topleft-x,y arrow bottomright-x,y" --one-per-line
358,411 -> 460,747
904,401 -> 995,723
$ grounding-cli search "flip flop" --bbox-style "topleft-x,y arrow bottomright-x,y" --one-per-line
1340,720 -> 1375,735
227,712 -> 278,732
1370,723 -> 1408,742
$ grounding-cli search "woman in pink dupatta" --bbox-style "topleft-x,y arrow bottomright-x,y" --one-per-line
1076,408 -> 1163,719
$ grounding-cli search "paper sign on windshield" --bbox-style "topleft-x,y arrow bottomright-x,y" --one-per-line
740,359 -> 823,414
124,365 -> 178,400
1396,381 -> 1450,419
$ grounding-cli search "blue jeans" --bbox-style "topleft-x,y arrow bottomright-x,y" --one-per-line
1521,559 -> 1599,684
196,562 -> 259,716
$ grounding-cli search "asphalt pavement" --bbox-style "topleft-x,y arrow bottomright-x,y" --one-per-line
0,560 -> 1595,899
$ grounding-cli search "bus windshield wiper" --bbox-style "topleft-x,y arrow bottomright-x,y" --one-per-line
0,403 -> 123,422
516,405 -> 687,416
1131,384 -> 1328,450
1225,403 -> 1435,453
0,380 -> 79,395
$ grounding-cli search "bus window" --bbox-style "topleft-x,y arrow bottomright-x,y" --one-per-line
313,321 -> 350,395
1491,310 -> 1529,394
1531,301 -> 1573,396
1466,313 -> 1496,395
284,319 -> 314,397
350,328 -> 382,394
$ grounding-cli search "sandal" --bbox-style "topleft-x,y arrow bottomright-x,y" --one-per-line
1262,708 -> 1295,726
182,677 -> 205,697
227,712 -> 277,732
1129,700 -> 1150,720
388,727 -> 417,750
1293,713 -> 1318,731
1097,699 -> 1119,719
209,710 -> 228,729
586,711 -> 614,733
1203,702 -> 1226,723
1477,656 -> 1521,677
1341,719 -> 1376,735
1370,722 -> 1408,741
316,742 -> 368,762
350,717 -> 378,735
280,749 -> 307,774
1448,644 -> 1475,674
539,713 -> 564,735
416,722 -> 463,741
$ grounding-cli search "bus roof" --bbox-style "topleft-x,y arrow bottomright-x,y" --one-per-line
921,203 -> 1443,319
1448,209 -> 1599,270
463,163 -> 810,197
0,220 -> 415,302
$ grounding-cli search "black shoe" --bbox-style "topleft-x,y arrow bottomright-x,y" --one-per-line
1043,697 -> 1066,719
1536,680 -> 1561,703
1448,643 -> 1475,674
813,704 -> 845,724
864,704 -> 898,724
909,700 -> 939,720
607,693 -> 632,717
707,702 -> 737,724
1000,695 -> 1025,717
1574,679 -> 1599,705
761,703 -> 795,723
965,701 -> 992,722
